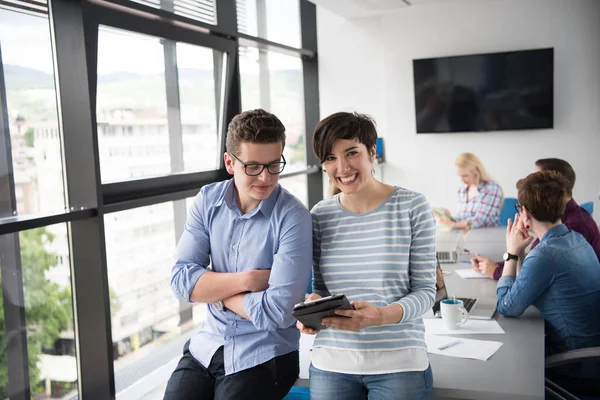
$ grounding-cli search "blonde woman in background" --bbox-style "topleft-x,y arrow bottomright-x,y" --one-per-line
436,152 -> 503,229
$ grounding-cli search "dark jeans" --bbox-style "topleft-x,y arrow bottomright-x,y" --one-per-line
163,341 -> 299,400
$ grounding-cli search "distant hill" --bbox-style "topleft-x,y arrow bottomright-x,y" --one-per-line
5,64 -> 300,89
4,64 -> 303,121
97,71 -> 143,83
4,64 -> 54,90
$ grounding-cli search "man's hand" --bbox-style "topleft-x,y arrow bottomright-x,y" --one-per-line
506,214 -> 534,255
242,269 -> 271,292
470,253 -> 497,279
296,293 -> 321,335
322,301 -> 384,331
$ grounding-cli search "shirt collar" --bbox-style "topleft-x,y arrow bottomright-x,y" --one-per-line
458,181 -> 487,194
540,224 -> 569,242
215,179 -> 280,218
564,198 -> 578,215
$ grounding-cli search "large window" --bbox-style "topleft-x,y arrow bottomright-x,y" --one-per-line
0,0 -> 318,398
0,224 -> 78,399
96,28 -> 224,182
105,200 -> 206,397
0,9 -> 65,216
239,46 -> 306,172
237,0 -> 301,48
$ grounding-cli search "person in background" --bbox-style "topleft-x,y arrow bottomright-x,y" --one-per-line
472,158 -> 600,279
497,170 -> 600,398
165,109 -> 312,400
435,152 -> 503,230
299,112 -> 436,400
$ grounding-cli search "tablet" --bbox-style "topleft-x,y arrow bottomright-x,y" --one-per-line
292,294 -> 354,330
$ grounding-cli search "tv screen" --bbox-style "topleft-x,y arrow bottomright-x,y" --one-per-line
413,48 -> 554,133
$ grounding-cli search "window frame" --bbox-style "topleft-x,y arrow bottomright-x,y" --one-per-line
0,0 -> 321,398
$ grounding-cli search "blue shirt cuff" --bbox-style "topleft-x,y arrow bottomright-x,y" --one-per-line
182,266 -> 209,302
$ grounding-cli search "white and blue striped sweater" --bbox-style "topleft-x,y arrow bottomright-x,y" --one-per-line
311,187 -> 437,351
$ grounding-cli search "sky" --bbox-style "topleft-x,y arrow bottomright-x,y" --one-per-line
0,1 -> 303,76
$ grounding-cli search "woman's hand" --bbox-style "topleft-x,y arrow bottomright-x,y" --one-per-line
470,253 -> 497,279
321,301 -> 384,331
296,293 -> 321,335
505,213 -> 534,255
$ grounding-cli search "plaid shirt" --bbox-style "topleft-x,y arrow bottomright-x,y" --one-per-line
455,181 -> 502,228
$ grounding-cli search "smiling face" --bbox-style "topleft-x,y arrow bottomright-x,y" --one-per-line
456,167 -> 478,186
224,141 -> 284,213
323,138 -> 376,195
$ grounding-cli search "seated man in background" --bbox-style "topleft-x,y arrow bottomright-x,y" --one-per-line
472,158 -> 600,279
166,109 -> 312,400
497,171 -> 600,397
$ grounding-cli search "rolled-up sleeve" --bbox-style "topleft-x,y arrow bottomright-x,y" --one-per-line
496,253 -> 553,317
244,208 -> 313,331
170,190 -> 211,302
395,194 -> 437,322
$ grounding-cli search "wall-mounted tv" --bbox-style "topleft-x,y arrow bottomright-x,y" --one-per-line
413,48 -> 554,134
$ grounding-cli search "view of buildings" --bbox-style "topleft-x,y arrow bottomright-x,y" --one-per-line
2,2 -> 306,397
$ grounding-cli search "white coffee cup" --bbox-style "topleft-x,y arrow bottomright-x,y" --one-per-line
440,299 -> 469,330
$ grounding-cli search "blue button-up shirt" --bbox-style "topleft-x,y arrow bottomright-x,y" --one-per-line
497,225 -> 600,358
171,179 -> 312,375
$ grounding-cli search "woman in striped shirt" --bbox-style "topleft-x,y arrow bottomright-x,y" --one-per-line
298,112 -> 437,400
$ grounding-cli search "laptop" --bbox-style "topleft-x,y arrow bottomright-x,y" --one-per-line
433,261 -> 497,320
436,234 -> 466,264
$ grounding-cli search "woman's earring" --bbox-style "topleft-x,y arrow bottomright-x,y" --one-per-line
329,179 -> 333,185
371,167 -> 376,176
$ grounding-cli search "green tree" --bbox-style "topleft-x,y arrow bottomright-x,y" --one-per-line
0,228 -> 72,398
23,127 -> 34,148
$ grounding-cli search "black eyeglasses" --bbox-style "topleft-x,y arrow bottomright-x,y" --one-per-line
514,203 -> 522,214
229,152 -> 287,176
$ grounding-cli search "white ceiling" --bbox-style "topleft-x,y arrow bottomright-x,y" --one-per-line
308,0 -> 500,18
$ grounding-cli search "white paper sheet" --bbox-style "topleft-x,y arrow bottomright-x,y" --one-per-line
424,318 -> 505,335
455,269 -> 490,279
425,334 -> 503,361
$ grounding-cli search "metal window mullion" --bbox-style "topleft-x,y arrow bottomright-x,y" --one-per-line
0,40 -> 30,400
214,0 -> 239,160
215,0 -> 237,37
163,41 -> 183,174
48,0 -> 115,398
161,29 -> 194,326
255,0 -> 271,111
0,234 -> 29,400
300,0 -> 322,209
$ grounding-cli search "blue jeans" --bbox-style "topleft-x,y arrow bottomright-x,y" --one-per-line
309,364 -> 433,400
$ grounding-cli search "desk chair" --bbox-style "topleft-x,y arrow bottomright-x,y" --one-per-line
580,202 -> 594,215
499,198 -> 518,226
545,347 -> 600,400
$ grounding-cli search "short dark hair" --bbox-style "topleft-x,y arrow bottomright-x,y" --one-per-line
226,109 -> 286,155
312,112 -> 378,163
516,171 -> 570,223
535,158 -> 575,196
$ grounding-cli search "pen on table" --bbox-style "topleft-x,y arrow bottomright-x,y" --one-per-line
438,340 -> 462,350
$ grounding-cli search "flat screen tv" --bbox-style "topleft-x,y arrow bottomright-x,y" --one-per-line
413,48 -> 554,133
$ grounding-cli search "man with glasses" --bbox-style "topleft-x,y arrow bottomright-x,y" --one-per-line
166,109 -> 312,400
471,158 -> 600,279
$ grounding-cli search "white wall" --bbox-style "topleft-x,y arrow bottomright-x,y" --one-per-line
317,0 -> 600,222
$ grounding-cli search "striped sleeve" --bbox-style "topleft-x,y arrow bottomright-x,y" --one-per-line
311,213 -> 330,297
395,194 -> 436,322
